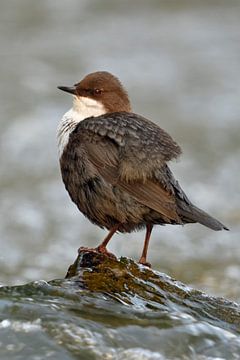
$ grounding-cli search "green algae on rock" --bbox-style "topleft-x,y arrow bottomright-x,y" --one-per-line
66,249 -> 240,333
0,249 -> 240,359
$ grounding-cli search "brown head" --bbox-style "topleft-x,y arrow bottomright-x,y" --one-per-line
58,71 -> 131,113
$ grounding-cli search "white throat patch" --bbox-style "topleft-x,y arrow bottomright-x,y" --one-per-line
57,96 -> 106,157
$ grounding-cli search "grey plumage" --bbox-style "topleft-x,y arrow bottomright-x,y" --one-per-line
58,71 -> 228,265
60,112 -> 228,233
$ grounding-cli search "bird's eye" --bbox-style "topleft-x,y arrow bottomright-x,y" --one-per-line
94,88 -> 102,95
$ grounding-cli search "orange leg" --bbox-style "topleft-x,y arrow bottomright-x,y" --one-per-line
97,223 -> 120,254
78,224 -> 119,259
139,224 -> 153,267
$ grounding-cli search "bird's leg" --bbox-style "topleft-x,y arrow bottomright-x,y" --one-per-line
78,224 -> 120,258
139,224 -> 153,267
97,223 -> 120,255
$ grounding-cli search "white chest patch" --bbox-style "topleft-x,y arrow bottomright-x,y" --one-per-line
57,96 -> 106,157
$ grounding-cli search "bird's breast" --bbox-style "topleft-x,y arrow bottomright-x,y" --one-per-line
57,98 -> 106,157
57,109 -> 82,157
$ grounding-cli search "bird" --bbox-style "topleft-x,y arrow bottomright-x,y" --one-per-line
57,71 -> 228,266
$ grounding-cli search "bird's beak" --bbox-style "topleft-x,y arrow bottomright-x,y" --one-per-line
57,85 -> 77,95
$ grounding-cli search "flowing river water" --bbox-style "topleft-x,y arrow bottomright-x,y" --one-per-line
0,1 -> 240,359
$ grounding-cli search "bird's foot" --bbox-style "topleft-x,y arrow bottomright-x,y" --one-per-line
78,246 -> 117,260
138,257 -> 152,268
78,246 -> 98,254
96,245 -> 117,260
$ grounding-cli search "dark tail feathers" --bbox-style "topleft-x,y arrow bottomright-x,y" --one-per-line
179,204 -> 229,231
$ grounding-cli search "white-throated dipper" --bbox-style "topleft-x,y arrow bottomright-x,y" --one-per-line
57,71 -> 228,266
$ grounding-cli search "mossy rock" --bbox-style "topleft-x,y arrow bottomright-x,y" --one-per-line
65,248 -> 240,332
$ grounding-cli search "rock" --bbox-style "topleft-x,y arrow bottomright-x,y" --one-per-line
65,248 -> 240,332
0,248 -> 240,359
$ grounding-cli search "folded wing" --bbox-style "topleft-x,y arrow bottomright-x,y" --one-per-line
70,112 -> 183,223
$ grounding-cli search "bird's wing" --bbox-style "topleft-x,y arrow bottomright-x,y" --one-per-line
70,112 -> 182,222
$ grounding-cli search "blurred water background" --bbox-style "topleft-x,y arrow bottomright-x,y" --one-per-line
0,0 -> 239,302
1,1 -> 240,359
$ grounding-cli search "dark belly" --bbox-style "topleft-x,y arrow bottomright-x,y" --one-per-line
63,173 -> 152,231
60,149 -> 167,232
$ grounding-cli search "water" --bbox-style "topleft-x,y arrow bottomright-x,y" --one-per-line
1,251 -> 240,360
0,1 -> 240,358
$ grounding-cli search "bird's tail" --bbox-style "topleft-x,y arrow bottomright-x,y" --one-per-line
178,203 -> 229,231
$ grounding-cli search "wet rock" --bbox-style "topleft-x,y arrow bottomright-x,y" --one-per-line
65,248 -> 240,332
0,249 -> 240,359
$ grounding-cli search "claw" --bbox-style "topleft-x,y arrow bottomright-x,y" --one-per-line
139,257 -> 152,268
97,245 -> 117,260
